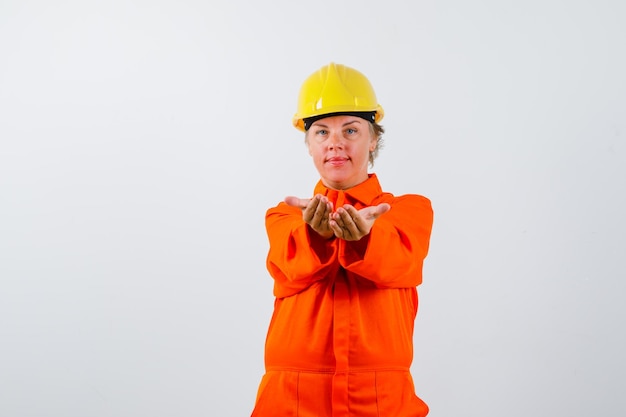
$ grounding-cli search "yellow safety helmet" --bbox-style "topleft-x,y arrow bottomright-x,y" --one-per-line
292,62 -> 384,132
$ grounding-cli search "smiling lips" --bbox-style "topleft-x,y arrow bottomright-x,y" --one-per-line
326,156 -> 349,166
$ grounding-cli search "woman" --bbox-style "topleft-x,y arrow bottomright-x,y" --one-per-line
251,62 -> 434,417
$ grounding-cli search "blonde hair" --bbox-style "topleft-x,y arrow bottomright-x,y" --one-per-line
369,122 -> 385,167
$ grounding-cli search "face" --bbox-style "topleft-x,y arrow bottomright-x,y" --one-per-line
306,115 -> 378,190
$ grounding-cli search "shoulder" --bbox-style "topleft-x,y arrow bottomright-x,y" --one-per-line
394,193 -> 432,207
375,192 -> 431,208
367,175 -> 431,208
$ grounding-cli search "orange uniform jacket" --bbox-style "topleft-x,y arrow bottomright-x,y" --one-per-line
251,174 -> 433,417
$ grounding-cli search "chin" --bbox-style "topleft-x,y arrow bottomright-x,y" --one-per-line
323,175 -> 348,184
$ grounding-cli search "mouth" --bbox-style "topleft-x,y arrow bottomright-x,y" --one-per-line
326,156 -> 349,166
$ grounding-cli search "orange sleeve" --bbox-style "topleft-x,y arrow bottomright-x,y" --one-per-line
338,194 -> 433,288
265,202 -> 339,298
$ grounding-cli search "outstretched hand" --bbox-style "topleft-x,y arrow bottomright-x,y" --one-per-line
285,194 -> 334,239
284,195 -> 390,241
329,203 -> 391,241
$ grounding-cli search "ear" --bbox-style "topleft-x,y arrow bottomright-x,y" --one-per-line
369,137 -> 378,152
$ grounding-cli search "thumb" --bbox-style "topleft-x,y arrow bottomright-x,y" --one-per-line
284,196 -> 310,209
376,203 -> 391,216
364,203 -> 391,219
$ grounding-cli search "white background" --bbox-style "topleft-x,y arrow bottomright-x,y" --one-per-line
1,1 -> 625,416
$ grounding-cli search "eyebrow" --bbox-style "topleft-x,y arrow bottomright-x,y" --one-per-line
312,119 -> 362,128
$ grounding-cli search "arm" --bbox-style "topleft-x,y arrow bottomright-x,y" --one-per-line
265,202 -> 338,298
338,194 -> 433,288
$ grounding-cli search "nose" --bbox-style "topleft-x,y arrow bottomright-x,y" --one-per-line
328,131 -> 343,150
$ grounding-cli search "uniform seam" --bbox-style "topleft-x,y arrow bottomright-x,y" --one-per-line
265,366 -> 409,373
375,371 -> 380,417
296,371 -> 300,417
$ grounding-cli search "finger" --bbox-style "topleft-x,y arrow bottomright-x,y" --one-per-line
329,219 -> 344,237
311,197 -> 330,227
301,195 -> 321,223
340,206 -> 362,231
332,209 -> 356,240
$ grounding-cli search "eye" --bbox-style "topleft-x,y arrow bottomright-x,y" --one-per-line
345,128 -> 357,135
315,129 -> 328,136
